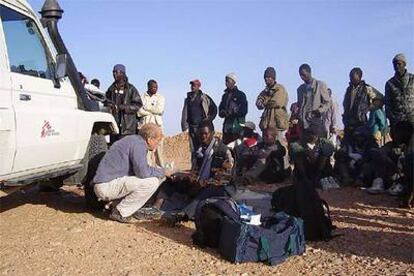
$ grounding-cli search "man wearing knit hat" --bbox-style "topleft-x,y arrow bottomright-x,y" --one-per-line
385,53 -> 414,127
218,73 -> 248,144
105,64 -> 142,143
256,67 -> 289,140
297,64 -> 332,138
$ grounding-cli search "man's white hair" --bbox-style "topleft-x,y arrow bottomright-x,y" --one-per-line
139,123 -> 162,140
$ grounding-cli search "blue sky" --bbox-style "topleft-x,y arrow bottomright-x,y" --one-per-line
30,0 -> 414,135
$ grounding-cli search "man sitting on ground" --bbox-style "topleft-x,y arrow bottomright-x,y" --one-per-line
238,127 -> 290,184
148,120 -> 234,223
364,121 -> 413,195
290,127 -> 337,190
92,123 -> 172,223
334,126 -> 378,186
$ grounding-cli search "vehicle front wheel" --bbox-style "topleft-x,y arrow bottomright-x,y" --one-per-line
65,134 -> 108,185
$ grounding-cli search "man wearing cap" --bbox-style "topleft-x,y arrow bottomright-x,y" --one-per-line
297,64 -> 332,138
385,53 -> 414,127
256,67 -> 289,140
105,64 -> 142,142
181,79 -> 217,154
342,67 -> 381,144
218,73 -> 248,145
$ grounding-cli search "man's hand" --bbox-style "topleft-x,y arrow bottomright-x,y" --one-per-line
164,168 -> 173,178
222,160 -> 233,170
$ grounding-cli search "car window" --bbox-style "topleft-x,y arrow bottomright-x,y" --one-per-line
0,5 -> 53,79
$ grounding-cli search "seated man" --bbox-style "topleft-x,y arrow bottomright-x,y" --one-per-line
364,121 -> 413,195
290,127 -> 336,189
150,120 -> 234,222
238,127 -> 290,184
93,123 -> 171,223
334,126 -> 378,186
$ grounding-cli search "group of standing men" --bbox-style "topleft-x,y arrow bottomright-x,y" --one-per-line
89,53 -> 413,223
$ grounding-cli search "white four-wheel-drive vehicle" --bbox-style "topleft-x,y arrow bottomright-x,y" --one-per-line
0,0 -> 118,193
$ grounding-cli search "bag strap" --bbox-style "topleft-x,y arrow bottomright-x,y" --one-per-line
258,237 -> 270,262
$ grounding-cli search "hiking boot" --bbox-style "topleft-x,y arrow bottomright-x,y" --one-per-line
109,207 -> 131,223
133,207 -> 164,220
366,178 -> 385,194
388,183 -> 404,196
163,211 -> 188,226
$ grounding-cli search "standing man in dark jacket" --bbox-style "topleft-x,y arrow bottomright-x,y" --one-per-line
105,64 -> 142,143
219,73 -> 248,145
342,67 -> 380,143
385,53 -> 414,127
181,79 -> 217,154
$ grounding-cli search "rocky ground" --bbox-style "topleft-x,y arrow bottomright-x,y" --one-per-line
0,133 -> 413,275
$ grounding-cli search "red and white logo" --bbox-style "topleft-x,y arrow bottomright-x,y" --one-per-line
40,120 -> 60,138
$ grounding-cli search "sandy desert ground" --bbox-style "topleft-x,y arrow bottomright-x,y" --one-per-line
1,133 -> 413,275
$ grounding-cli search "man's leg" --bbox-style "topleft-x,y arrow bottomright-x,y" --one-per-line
94,176 -> 161,218
116,177 -> 161,217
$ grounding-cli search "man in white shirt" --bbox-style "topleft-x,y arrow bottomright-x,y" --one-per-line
137,80 -> 166,167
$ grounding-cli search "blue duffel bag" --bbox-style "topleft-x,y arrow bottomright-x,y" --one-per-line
218,212 -> 305,266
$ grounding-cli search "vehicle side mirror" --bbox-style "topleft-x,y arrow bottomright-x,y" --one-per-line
55,54 -> 67,79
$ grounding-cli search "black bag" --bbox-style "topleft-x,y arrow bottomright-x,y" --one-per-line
219,212 -> 305,265
191,197 -> 240,248
271,180 -> 336,241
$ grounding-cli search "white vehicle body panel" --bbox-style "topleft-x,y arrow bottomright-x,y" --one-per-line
0,0 -> 118,183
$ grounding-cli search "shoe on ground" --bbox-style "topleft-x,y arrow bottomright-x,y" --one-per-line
388,183 -> 404,196
109,207 -> 132,223
133,207 -> 164,220
162,211 -> 188,226
366,178 -> 385,194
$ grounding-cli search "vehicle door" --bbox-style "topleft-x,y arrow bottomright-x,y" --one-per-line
0,3 -> 80,174
0,10 -> 14,177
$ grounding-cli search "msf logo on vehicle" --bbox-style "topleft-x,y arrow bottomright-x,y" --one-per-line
40,120 -> 60,138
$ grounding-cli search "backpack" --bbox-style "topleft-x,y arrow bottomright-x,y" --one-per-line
192,197 -> 305,266
219,212 -> 305,266
191,197 -> 240,248
271,180 -> 337,241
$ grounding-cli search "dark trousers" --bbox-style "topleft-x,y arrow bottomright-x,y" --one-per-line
189,126 -> 200,151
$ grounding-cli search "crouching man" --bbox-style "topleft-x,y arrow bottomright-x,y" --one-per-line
93,123 -> 172,223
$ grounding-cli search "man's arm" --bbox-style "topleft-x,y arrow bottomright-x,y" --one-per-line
317,81 -> 332,114
147,95 -> 165,115
123,86 -> 143,114
256,90 -> 269,110
218,94 -> 227,118
130,142 -> 165,179
207,95 -> 218,121
181,99 -> 189,132
234,91 -> 248,117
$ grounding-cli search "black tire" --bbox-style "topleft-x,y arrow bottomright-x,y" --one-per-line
83,151 -> 107,210
65,134 -> 108,185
